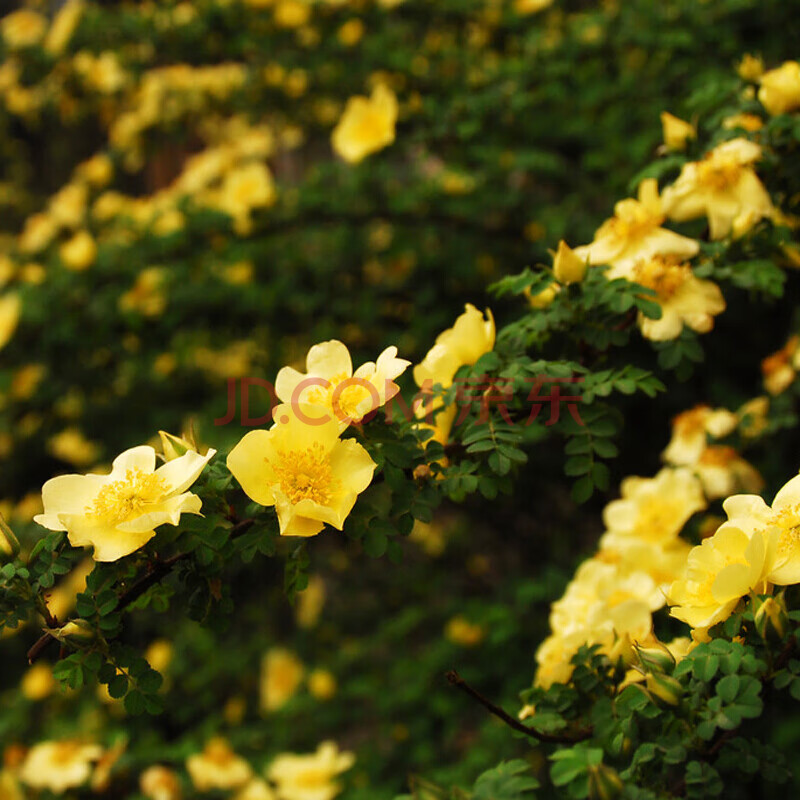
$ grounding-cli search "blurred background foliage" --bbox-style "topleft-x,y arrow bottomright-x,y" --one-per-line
1,0 -> 800,797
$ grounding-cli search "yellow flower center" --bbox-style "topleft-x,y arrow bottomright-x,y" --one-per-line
292,767 -> 330,788
772,505 -> 800,559
271,443 -> 339,505
88,468 -> 167,524
204,739 -> 235,766
51,742 -> 82,766
607,199 -> 663,243
698,446 -> 738,467
306,372 -> 374,422
697,157 -> 743,191
633,497 -> 685,541
632,257 -> 691,300
352,109 -> 386,143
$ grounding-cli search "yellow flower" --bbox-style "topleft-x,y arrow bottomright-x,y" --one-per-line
761,335 -> 800,395
525,283 -> 560,308
76,153 -> 114,187
19,212 -> 57,254
59,230 -> 97,270
21,662 -> 56,701
218,161 -> 277,235
662,404 -> 738,466
338,18 -> 364,46
722,113 -> 764,133
236,779 -> 278,800
44,0 -> 85,55
661,138 -> 775,240
718,474 -> 800,586
445,615 -> 485,647
49,183 -> 88,228
574,179 -> 699,274
35,444 -> 215,562
119,267 -> 167,317
413,303 -> 495,394
308,668 -> 337,700
296,574 -> 326,628
603,468 -> 706,545
758,61 -> 800,116
332,84 -> 398,164
1,10 -> 47,49
668,526 -> 775,639
19,741 -> 103,793
140,765 -> 182,800
267,742 -> 355,800
660,112 -> 695,151
227,407 -> 376,537
738,396 -> 770,439
552,240 -> 587,285
273,0 -> 311,27
261,647 -> 305,712
187,738 -> 252,792
47,427 -> 101,467
145,639 -> 174,673
691,446 -> 763,501
628,256 -> 725,341
275,340 -> 409,430
0,293 -> 21,351
737,54 -> 764,82
514,0 -> 554,13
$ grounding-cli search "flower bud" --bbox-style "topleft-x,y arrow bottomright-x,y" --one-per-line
660,112 -> 695,151
635,641 -> 675,673
753,594 -> 788,643
524,283 -> 560,309
54,619 -> 97,645
588,763 -> 623,800
0,514 -> 20,560
552,240 -> 587,285
645,673 -> 683,706
158,429 -> 196,461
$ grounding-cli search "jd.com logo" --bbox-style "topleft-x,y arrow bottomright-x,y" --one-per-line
214,375 -> 585,427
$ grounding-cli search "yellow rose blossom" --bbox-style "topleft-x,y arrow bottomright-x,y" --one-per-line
261,647 -> 305,712
758,60 -> 800,116
738,396 -> 770,439
552,240 -> 587,285
525,282 -> 560,308
145,639 -> 174,673
44,0 -> 85,55
273,0 -> 311,27
267,741 -> 355,800
722,113 -> 764,133
691,446 -> 764,501
47,427 -> 101,467
445,615 -> 485,647
413,303 -> 495,394
716,474 -> 800,586
0,293 -> 21,351
761,335 -> 800,395
574,178 -> 699,274
35,444 -> 216,562
660,112 -> 695,151
218,161 -> 277,235
59,230 -> 97,270
1,10 -> 47,49
227,406 -> 376,537
514,0 -> 554,13
308,668 -> 337,700
332,84 -> 398,164
275,340 -> 410,430
534,631 -> 588,688
140,765 -> 182,800
628,255 -> 725,341
661,138 -> 775,240
21,662 -> 56,701
119,267 -> 167,317
603,467 -> 706,544
668,526 -> 775,639
49,182 -> 88,228
19,741 -> 103,793
187,738 -> 252,792
662,404 -> 738,466
236,779 -> 278,800
737,54 -> 764,82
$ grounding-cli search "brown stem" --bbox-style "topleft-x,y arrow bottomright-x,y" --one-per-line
27,518 -> 255,664
445,670 -> 593,744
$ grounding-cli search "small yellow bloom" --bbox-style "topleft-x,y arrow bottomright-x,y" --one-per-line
218,161 -> 277,235
308,668 -> 337,700
227,407 -> 376,537
187,738 -> 252,792
737,54 -> 764,82
552,240 -> 587,285
661,138 -> 774,240
19,741 -> 103,793
145,639 -> 174,673
332,84 -> 398,164
0,293 -> 21,351
21,662 -> 56,701
629,255 -> 725,341
19,212 -> 57,254
722,113 -> 764,133
236,779 -> 278,800
261,647 -> 305,712
525,283 -> 560,308
273,0 -> 311,27
514,0 -> 554,13
660,112 -> 695,151
445,615 -> 485,647
338,18 -> 364,46
59,230 -> 97,270
1,10 -> 47,49
662,404 -> 738,466
603,467 -> 706,545
668,526 -> 775,639
267,742 -> 354,800
275,340 -> 409,430
574,179 -> 699,274
761,335 -> 800,395
49,183 -> 88,229
119,267 -> 167,317
47,428 -> 101,467
758,61 -> 800,116
35,444 -> 215,562
140,765 -> 182,800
